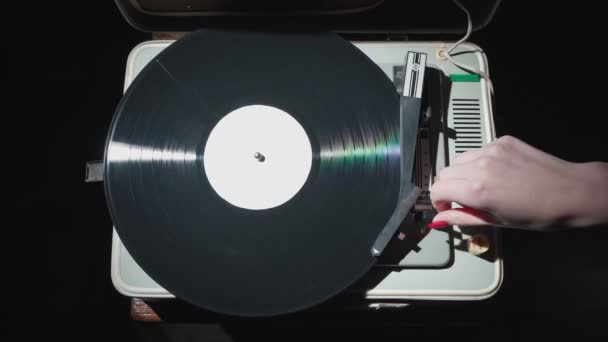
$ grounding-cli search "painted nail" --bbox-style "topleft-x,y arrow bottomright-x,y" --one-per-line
427,221 -> 450,229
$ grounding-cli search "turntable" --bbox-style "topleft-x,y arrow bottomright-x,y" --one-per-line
87,0 -> 503,317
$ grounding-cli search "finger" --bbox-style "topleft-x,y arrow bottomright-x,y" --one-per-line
452,137 -> 504,166
437,162 -> 481,181
430,179 -> 485,212
433,199 -> 452,212
432,208 -> 494,226
452,149 -> 483,165
452,136 -> 518,165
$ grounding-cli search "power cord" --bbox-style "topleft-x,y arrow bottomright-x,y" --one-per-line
446,0 -> 494,94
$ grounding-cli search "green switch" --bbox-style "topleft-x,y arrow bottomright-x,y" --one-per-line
450,74 -> 480,82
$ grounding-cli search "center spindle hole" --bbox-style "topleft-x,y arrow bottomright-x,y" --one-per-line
254,152 -> 266,162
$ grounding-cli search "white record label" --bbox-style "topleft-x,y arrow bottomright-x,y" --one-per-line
203,105 -> 313,210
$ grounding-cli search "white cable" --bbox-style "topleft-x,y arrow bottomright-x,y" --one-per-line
447,0 -> 494,95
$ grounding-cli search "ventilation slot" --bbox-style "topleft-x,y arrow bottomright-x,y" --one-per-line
452,99 -> 483,153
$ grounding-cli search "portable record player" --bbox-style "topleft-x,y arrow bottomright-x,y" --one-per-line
89,0 -> 503,317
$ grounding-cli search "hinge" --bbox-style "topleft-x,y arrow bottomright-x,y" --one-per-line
85,161 -> 104,183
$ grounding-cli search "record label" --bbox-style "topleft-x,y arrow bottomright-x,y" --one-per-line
203,105 -> 313,210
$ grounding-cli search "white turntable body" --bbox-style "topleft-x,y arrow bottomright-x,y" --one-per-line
111,39 -> 502,306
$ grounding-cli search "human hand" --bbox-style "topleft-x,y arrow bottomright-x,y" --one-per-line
430,135 -> 608,231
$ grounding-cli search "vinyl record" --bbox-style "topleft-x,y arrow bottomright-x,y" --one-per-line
104,29 -> 401,316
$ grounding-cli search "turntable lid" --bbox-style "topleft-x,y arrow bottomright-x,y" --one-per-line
115,0 -> 501,34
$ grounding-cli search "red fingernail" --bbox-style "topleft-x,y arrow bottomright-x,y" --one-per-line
428,221 -> 450,229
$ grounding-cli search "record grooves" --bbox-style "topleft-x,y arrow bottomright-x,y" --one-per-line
104,30 -> 402,316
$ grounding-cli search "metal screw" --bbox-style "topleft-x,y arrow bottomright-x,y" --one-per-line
437,48 -> 448,61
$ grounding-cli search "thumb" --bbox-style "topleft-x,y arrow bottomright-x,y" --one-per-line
432,207 -> 497,226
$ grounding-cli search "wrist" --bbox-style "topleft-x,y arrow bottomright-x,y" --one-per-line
569,162 -> 608,227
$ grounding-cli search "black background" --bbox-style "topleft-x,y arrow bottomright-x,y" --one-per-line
8,1 -> 608,340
